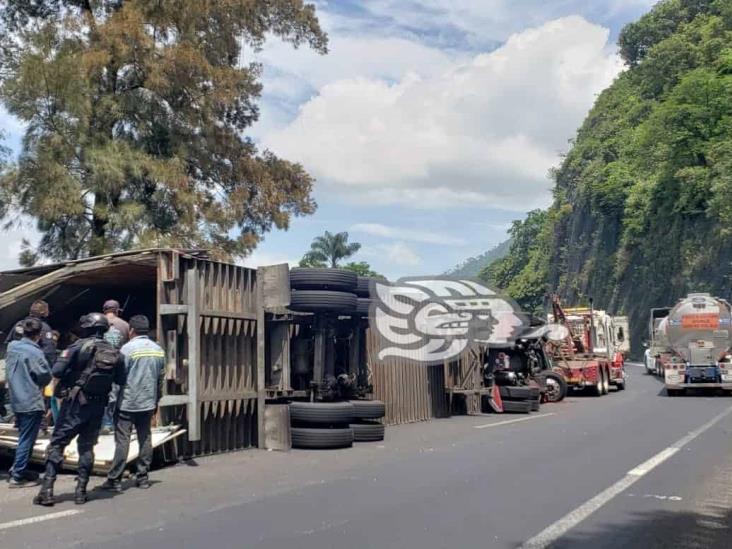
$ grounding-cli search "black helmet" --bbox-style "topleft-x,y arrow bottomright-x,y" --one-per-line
80,312 -> 109,332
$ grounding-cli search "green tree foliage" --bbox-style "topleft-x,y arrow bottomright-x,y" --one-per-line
618,0 -> 717,66
299,231 -> 361,268
496,0 -> 732,351
0,1 -> 327,262
480,210 -> 549,313
342,261 -> 383,278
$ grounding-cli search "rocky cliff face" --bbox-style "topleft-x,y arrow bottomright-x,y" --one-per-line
489,0 -> 732,354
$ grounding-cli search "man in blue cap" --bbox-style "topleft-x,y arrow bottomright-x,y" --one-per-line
6,318 -> 52,487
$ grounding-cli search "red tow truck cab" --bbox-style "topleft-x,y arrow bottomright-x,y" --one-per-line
547,297 -> 628,395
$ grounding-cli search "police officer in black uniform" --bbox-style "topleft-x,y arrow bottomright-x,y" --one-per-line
34,313 -> 126,506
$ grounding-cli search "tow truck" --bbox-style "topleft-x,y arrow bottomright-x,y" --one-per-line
547,295 -> 626,395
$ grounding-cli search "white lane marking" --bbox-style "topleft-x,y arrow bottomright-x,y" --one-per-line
520,404 -> 732,548
0,509 -> 82,531
474,413 -> 555,430
627,447 -> 678,476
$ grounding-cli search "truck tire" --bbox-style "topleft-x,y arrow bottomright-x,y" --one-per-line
291,427 -> 354,449
602,368 -> 610,394
537,372 -> 567,403
289,268 -> 358,291
356,298 -> 371,316
502,400 -> 532,414
498,386 -> 535,400
350,421 -> 385,442
348,399 -> 386,419
355,277 -> 375,297
530,400 -> 540,412
615,377 -> 626,391
589,370 -> 604,396
289,401 -> 355,424
289,290 -> 357,313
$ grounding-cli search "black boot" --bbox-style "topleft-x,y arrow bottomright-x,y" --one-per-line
99,478 -> 123,492
33,476 -> 55,507
74,478 -> 89,505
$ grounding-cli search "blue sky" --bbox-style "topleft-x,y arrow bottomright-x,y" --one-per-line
0,0 -> 658,277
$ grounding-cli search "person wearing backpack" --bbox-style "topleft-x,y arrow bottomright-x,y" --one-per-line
33,313 -> 126,507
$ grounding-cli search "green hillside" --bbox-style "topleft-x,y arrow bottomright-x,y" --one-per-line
486,0 -> 732,350
445,239 -> 511,278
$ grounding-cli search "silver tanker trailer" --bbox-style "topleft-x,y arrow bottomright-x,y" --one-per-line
663,293 -> 732,396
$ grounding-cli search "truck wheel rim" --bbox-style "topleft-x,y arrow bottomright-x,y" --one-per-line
545,378 -> 561,402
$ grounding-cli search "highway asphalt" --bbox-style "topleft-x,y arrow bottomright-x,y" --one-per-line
2,363 -> 732,548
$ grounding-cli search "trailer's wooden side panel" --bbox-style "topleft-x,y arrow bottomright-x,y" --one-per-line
159,253 -> 259,456
366,328 -> 449,425
367,326 -> 490,423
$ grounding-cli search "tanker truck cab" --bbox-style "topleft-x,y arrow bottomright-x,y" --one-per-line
663,293 -> 732,395
648,308 -> 671,376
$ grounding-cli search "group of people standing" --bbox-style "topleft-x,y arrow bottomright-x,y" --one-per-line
3,299 -> 165,506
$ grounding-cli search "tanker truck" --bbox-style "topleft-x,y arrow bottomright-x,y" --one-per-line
663,293 -> 732,396
645,308 -> 672,376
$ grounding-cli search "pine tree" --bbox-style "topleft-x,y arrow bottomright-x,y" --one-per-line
0,1 -> 327,262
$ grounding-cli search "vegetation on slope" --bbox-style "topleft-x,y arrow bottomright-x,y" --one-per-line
487,0 -> 732,349
445,239 -> 511,278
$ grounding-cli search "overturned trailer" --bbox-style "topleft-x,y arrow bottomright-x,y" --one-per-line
0,249 -> 262,456
0,253 -> 515,458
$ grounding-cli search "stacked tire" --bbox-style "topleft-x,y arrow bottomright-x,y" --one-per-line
288,399 -> 386,448
288,268 -> 359,314
348,399 -> 386,442
498,385 -> 541,414
354,276 -> 374,317
289,401 -> 355,449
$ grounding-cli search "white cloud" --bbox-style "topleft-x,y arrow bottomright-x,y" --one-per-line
249,33 -> 460,139
0,217 -> 39,271
0,232 -> 26,271
240,250 -> 297,269
0,106 -> 25,136
348,1 -> 656,49
361,241 -> 422,268
266,16 -> 624,210
256,35 -> 457,92
350,223 -> 466,246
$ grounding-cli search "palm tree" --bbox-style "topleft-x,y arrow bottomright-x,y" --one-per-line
300,231 -> 361,268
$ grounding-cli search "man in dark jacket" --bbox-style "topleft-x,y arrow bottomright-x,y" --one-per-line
2,301 -> 56,421
34,313 -> 126,507
101,315 -> 164,491
5,300 -> 57,367
6,318 -> 52,487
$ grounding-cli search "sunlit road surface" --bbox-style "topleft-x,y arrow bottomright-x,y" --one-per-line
2,364 -> 732,549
